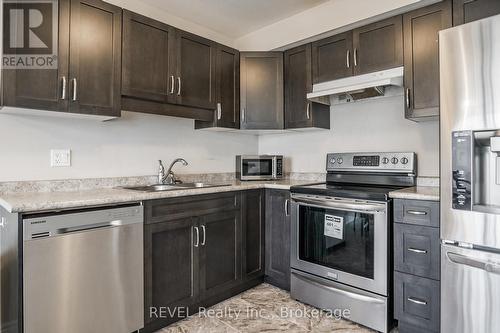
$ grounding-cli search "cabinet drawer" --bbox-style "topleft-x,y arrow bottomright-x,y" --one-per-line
394,199 -> 439,227
394,223 -> 440,280
145,192 -> 240,224
394,272 -> 440,332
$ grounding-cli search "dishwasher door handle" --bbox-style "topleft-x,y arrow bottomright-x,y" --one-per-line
57,220 -> 123,235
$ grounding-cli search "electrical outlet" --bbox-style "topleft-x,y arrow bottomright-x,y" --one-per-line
50,149 -> 71,167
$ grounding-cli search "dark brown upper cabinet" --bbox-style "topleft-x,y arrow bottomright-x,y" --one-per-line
240,52 -> 284,130
122,10 -> 176,104
175,31 -> 217,110
195,45 -> 240,129
311,32 -> 353,83
310,16 -> 403,84
353,16 -> 403,75
284,44 -> 329,129
68,0 -> 122,117
121,10 -> 215,121
2,0 -> 121,117
404,0 -> 452,121
453,0 -> 500,25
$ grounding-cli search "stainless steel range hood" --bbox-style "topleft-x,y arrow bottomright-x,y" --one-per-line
307,67 -> 404,105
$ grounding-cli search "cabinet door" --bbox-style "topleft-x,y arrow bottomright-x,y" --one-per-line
285,44 -> 312,129
122,10 -> 176,104
311,32 -> 353,83
199,210 -> 242,300
242,190 -> 265,281
175,30 -> 217,109
144,217 -> 199,325
353,16 -> 403,75
265,190 -> 291,290
404,0 -> 452,120
453,0 -> 500,25
2,0 -> 70,112
240,52 -> 284,130
284,44 -> 330,130
216,45 -> 240,128
68,0 -> 121,117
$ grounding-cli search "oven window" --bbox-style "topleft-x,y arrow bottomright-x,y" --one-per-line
298,205 -> 374,279
242,159 -> 272,176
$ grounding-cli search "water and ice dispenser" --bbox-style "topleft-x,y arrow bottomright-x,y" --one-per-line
452,130 -> 500,212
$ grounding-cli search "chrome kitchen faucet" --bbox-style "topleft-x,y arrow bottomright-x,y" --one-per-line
158,158 -> 189,185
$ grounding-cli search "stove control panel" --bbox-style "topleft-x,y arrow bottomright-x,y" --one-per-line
327,152 -> 416,173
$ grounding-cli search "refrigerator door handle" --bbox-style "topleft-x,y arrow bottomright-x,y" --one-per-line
447,252 -> 500,275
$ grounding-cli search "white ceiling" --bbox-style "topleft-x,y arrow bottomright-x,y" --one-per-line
140,0 -> 330,38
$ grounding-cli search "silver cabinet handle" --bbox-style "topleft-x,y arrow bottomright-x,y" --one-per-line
353,48 -> 358,67
406,88 -> 411,109
177,77 -> 181,96
241,108 -> 245,122
306,103 -> 311,119
217,103 -> 222,120
170,75 -> 175,94
201,225 -> 206,246
61,76 -> 67,100
71,78 -> 77,101
408,247 -> 428,254
346,50 -> 350,68
447,252 -> 500,275
285,199 -> 290,216
194,226 -> 199,247
407,210 -> 427,216
407,297 -> 427,305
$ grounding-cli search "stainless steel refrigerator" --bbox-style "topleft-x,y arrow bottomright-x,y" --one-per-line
440,14 -> 500,333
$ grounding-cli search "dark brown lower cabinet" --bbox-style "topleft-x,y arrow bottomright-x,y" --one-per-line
394,199 -> 440,333
199,210 -> 242,300
142,191 -> 264,332
242,190 -> 265,281
144,217 -> 199,328
265,190 -> 291,290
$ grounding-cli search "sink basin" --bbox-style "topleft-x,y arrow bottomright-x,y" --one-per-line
123,182 -> 230,192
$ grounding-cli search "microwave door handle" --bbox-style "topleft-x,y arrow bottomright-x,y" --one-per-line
272,157 -> 277,179
294,197 -> 386,213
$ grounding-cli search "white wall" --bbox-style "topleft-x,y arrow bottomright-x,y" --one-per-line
0,110 -> 258,182
258,96 -> 440,177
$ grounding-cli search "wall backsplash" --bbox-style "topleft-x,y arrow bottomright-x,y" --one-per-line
259,95 -> 440,177
0,109 -> 258,182
0,94 -> 439,182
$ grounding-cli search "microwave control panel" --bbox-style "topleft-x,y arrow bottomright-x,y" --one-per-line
452,131 -> 472,210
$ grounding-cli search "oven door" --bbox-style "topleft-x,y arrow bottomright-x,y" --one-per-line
240,157 -> 276,180
291,194 -> 388,296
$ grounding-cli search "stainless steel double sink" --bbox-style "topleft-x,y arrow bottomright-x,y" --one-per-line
123,182 -> 230,192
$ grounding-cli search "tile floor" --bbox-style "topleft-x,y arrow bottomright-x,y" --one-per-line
157,283 -> 374,333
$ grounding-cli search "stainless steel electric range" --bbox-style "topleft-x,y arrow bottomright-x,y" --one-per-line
289,152 -> 417,333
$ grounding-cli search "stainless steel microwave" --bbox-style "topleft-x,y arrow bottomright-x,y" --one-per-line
236,155 -> 283,181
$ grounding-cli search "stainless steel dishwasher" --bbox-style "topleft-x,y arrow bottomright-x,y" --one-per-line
22,204 -> 144,333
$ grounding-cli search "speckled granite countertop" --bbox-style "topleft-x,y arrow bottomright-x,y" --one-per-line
389,186 -> 440,201
0,180 -> 315,213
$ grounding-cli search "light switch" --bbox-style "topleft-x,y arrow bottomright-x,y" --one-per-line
50,149 -> 71,167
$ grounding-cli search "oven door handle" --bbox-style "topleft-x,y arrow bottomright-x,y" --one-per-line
293,197 -> 386,213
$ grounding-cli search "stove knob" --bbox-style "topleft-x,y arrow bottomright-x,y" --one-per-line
391,157 -> 399,164
401,157 -> 409,165
382,157 -> 389,164
329,158 -> 336,164
337,157 -> 343,164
